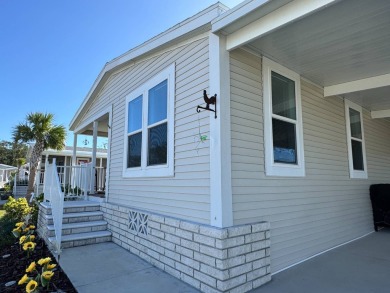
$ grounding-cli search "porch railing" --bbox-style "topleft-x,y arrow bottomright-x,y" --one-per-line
37,164 -> 106,199
43,158 -> 63,256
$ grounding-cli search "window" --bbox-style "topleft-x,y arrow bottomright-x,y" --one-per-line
345,99 -> 367,179
263,57 -> 305,177
123,64 -> 175,177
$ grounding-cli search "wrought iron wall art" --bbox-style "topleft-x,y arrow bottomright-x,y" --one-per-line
196,90 -> 217,118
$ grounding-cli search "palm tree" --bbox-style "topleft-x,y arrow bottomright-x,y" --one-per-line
13,112 -> 66,201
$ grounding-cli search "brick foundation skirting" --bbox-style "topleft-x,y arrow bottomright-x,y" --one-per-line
101,202 -> 271,293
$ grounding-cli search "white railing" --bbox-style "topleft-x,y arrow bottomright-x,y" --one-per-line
37,164 -> 106,199
95,167 -> 106,192
43,158 -> 63,257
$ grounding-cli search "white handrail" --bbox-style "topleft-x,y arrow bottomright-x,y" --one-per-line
39,163 -> 106,199
44,158 -> 64,258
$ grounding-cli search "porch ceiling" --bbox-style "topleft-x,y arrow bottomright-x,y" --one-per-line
225,0 -> 390,112
247,0 -> 390,87
77,114 -> 109,137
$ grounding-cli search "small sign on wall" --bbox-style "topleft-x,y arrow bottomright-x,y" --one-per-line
77,158 -> 90,165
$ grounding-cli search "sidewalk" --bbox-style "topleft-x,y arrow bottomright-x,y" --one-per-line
59,242 -> 199,293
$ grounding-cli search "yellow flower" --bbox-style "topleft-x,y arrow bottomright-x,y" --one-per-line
38,257 -> 51,266
29,235 -> 36,241
29,225 -> 36,229
16,222 -> 25,227
23,228 -> 30,233
47,263 -> 57,270
42,270 -> 54,280
19,236 -> 27,244
26,280 -> 38,293
26,261 -> 36,273
23,242 -> 36,251
18,274 -> 29,285
13,227 -> 21,232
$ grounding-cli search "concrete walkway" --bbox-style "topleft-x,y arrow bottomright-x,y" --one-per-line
252,228 -> 390,293
60,228 -> 390,293
60,242 -> 199,293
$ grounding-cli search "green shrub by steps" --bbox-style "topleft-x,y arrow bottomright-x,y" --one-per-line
3,196 -> 32,222
0,216 -> 16,249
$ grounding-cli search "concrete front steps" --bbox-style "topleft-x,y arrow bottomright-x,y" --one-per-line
38,201 -> 111,249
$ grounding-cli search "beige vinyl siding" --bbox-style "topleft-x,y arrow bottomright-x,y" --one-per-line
230,49 -> 390,273
77,37 -> 211,224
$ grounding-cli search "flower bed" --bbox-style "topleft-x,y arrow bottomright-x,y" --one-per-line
0,235 -> 77,292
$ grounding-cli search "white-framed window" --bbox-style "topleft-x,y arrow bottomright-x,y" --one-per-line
344,99 -> 367,179
123,64 -> 175,178
263,57 -> 305,177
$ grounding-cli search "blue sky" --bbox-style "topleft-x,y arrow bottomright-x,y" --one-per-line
0,0 -> 242,148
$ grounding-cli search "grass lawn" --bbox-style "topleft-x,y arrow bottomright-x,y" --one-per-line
0,209 -> 6,218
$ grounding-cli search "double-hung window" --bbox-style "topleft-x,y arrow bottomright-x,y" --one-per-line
263,57 -> 305,177
123,64 -> 175,177
345,99 -> 367,179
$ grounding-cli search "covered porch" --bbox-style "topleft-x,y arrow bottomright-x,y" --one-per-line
51,108 -> 112,200
213,0 -> 390,118
211,0 -> 390,274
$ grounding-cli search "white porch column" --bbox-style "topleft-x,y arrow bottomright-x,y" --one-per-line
72,133 -> 77,166
209,33 -> 233,228
91,121 -> 98,193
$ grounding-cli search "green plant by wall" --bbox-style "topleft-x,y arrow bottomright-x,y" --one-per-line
31,193 -> 44,226
3,196 -> 32,221
0,216 -> 17,249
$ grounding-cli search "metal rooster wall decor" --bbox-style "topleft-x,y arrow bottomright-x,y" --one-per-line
196,90 -> 217,118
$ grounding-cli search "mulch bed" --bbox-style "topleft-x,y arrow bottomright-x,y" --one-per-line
0,237 -> 77,292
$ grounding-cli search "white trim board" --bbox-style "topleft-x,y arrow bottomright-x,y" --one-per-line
209,33 -> 233,228
324,73 -> 390,97
371,109 -> 390,119
225,0 -> 337,51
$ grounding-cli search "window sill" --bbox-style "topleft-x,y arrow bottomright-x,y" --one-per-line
122,165 -> 174,178
266,163 -> 305,177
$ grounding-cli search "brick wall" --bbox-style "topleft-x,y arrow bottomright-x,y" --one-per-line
101,202 -> 271,293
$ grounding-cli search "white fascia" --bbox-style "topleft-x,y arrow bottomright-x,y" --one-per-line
209,32 -> 233,228
324,73 -> 390,97
219,0 -> 337,51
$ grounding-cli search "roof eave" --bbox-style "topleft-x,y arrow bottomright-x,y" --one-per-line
212,0 -> 292,34
69,2 -> 229,131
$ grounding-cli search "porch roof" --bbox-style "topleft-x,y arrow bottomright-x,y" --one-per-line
0,164 -> 17,170
213,0 -> 390,116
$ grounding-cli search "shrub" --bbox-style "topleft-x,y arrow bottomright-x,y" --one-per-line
3,196 -> 32,221
31,193 -> 44,226
0,216 -> 17,249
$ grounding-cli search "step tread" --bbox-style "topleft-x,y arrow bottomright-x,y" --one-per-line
47,220 -> 107,231
45,211 -> 103,219
41,201 -> 100,209
48,230 -> 111,243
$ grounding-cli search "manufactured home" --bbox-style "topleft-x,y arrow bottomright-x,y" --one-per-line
40,1 -> 390,292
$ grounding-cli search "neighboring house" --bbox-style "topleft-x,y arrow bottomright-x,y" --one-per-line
37,146 -> 108,195
65,1 -> 390,292
0,164 -> 17,188
40,146 -> 107,169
